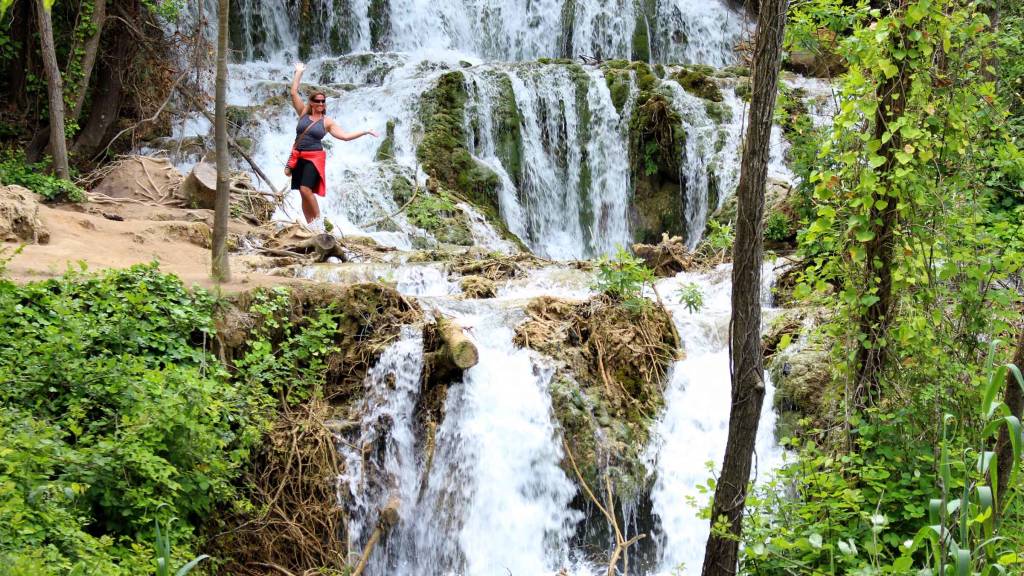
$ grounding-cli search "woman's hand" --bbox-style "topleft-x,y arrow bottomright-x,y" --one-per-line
294,62 -> 306,75
366,130 -> 379,138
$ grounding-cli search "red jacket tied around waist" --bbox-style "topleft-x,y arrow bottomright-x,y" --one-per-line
287,149 -> 327,197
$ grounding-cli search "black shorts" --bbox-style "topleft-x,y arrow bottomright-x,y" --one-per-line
291,158 -> 321,192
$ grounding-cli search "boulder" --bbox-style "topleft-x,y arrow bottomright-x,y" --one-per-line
91,156 -> 185,204
1,185 -> 50,244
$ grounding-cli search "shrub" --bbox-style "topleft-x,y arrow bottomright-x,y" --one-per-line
0,150 -> 85,202
676,282 -> 704,313
0,264 -> 270,572
765,211 -> 792,242
594,246 -> 656,312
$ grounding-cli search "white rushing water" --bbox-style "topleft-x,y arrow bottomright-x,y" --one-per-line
329,261 -> 786,576
647,265 -> 785,574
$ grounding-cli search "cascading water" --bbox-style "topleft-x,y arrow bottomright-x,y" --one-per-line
647,265 -> 785,574
339,304 -> 583,575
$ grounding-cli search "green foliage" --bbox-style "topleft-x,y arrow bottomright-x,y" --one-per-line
0,265 -> 270,573
232,287 -> 338,405
742,345 -> 1024,575
406,190 -> 459,230
593,247 -> 656,312
764,211 -> 792,242
703,219 -> 734,252
153,515 -> 208,576
675,282 -> 704,313
0,150 -> 85,202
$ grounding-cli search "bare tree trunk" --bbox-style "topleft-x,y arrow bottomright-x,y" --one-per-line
211,0 -> 231,282
71,0 -> 107,122
35,0 -> 70,179
700,0 -> 788,573
995,328 -> 1024,516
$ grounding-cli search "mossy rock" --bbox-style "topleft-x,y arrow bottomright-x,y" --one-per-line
764,307 -> 835,441
488,73 -> 524,189
704,100 -> 732,124
628,93 -> 688,244
514,295 -> 679,499
603,69 -> 632,115
417,72 -> 502,220
375,119 -> 396,162
673,66 -> 724,102
735,78 -> 752,102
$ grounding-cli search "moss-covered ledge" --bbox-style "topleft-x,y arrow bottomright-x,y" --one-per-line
514,295 -> 680,500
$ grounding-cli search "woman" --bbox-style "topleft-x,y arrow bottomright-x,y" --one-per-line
288,62 -> 378,228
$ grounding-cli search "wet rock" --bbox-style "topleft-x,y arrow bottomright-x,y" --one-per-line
514,295 -> 679,499
673,65 -> 724,102
764,307 -> 834,441
0,185 -> 50,244
628,93 -> 688,244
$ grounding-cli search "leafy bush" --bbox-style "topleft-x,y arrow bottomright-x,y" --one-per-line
764,211 -> 792,242
594,246 -> 656,312
676,282 -> 704,313
0,150 -> 85,202
0,264 -> 270,573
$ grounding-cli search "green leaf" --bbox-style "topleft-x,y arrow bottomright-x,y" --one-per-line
868,155 -> 887,168
855,228 -> 876,242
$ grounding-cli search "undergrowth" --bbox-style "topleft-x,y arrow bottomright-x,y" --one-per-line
0,149 -> 85,202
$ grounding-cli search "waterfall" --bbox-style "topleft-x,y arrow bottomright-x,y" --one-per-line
340,307 -> 582,575
647,264 -> 784,573
654,0 -> 749,67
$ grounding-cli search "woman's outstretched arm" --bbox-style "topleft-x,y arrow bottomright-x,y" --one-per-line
290,62 -> 306,116
325,118 -> 378,141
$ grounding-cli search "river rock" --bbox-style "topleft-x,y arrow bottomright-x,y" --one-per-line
0,185 -> 50,244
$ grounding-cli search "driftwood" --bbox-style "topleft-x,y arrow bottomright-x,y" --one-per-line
262,233 -> 346,263
436,316 -> 478,369
632,233 -> 694,277
351,496 -> 400,576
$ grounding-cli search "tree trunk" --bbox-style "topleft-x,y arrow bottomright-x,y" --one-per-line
34,0 -> 70,179
211,0 -> 231,282
71,40 -> 126,157
853,44 -> 909,405
700,0 -> 787,573
995,328 -> 1024,516
70,0 -> 107,122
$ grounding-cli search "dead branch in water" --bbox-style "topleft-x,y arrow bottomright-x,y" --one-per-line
563,439 -> 646,576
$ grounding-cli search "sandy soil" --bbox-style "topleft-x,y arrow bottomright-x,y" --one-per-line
5,202 -> 299,292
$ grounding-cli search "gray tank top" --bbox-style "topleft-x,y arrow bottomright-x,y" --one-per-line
295,115 -> 327,151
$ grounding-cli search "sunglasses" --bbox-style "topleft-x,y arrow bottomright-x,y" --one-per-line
311,98 -> 326,104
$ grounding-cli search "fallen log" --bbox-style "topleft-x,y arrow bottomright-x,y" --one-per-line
436,316 -> 478,369
262,233 -> 346,262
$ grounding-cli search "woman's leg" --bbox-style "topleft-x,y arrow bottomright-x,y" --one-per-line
298,186 -> 319,223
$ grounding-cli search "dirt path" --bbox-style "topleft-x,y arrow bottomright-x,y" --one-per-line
5,202 -> 298,292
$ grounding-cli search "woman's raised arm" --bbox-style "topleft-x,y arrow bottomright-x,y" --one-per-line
289,62 -> 306,116
325,118 -> 378,141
